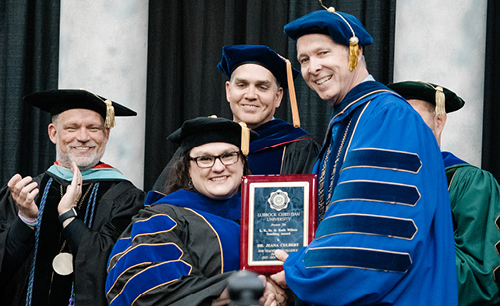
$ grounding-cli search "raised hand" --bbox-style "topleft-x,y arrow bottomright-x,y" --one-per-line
8,174 -> 39,221
58,161 -> 82,216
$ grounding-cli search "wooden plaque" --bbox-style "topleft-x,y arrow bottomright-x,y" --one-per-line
240,174 -> 317,274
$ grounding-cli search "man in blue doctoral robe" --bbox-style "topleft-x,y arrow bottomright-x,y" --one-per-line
268,8 -> 458,306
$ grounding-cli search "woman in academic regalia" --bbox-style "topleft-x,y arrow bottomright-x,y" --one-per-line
105,116 -> 290,306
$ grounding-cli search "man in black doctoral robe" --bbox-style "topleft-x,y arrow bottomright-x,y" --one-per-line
0,89 -> 145,306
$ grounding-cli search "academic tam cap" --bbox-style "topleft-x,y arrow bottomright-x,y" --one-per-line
284,10 -> 373,46
168,116 -> 259,156
387,80 -> 465,114
284,8 -> 373,71
217,45 -> 300,89
24,89 -> 136,128
217,45 -> 303,128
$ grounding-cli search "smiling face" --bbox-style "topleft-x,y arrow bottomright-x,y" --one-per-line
296,33 -> 367,106
225,64 -> 283,129
49,108 -> 110,171
188,142 -> 244,200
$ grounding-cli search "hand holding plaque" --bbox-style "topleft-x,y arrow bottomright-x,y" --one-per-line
240,174 -> 317,274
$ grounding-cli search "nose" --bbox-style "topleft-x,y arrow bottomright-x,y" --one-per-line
244,85 -> 257,100
76,127 -> 91,142
308,57 -> 321,75
211,157 -> 226,172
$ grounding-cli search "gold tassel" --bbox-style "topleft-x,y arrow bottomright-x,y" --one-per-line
435,86 -> 446,116
239,122 -> 250,156
104,99 -> 115,128
321,2 -> 359,71
349,36 -> 359,71
279,55 -> 301,128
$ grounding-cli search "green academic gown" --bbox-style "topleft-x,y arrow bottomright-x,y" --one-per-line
444,151 -> 500,305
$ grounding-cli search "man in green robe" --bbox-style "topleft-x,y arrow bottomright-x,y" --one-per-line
388,80 -> 500,305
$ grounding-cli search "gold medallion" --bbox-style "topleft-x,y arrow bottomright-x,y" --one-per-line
52,252 -> 73,275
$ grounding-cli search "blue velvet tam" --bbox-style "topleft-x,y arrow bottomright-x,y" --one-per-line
284,10 -> 373,47
217,45 -> 300,89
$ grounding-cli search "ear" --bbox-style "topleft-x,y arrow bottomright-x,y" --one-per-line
48,123 -> 57,145
225,81 -> 231,103
435,112 -> 447,133
274,87 -> 284,108
103,128 -> 111,144
357,46 -> 363,58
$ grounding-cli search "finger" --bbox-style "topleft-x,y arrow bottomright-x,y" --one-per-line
11,176 -> 33,196
265,277 -> 285,295
262,293 -> 276,306
7,174 -> 22,189
16,181 -> 39,204
270,270 -> 288,289
274,249 -> 289,262
258,274 -> 267,287
70,162 -> 79,185
23,185 -> 40,205
73,162 -> 83,188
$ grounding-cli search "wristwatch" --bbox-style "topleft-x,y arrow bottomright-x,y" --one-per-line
58,207 -> 78,224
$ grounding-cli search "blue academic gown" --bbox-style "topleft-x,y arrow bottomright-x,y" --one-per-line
283,81 -> 458,305
105,189 -> 241,306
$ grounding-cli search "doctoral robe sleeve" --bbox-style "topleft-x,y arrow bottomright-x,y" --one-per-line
448,166 -> 500,305
0,174 -> 44,283
106,205 -> 238,306
283,96 -> 456,305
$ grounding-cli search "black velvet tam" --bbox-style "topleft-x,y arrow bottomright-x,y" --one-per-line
168,116 -> 258,153
24,89 -> 137,118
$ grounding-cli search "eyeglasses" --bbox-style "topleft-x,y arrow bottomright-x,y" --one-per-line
190,151 -> 241,168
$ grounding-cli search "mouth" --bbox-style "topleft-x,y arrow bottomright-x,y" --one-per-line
210,176 -> 228,182
70,146 -> 95,153
315,76 -> 332,85
241,104 -> 260,110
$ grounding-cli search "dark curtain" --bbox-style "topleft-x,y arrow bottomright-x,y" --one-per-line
144,0 -> 396,190
0,0 -> 60,185
482,0 -> 500,181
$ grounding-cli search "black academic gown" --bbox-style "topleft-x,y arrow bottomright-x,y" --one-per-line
248,119 -> 320,175
0,168 -> 144,306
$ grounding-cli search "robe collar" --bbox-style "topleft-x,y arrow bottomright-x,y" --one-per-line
47,161 -> 129,183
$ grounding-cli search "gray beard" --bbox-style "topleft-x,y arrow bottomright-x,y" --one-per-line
56,141 -> 105,171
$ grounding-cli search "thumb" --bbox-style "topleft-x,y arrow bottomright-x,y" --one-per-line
274,249 -> 289,262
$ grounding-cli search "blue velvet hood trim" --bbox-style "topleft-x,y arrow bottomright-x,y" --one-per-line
442,151 -> 468,168
146,189 -> 241,222
250,119 -> 308,152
